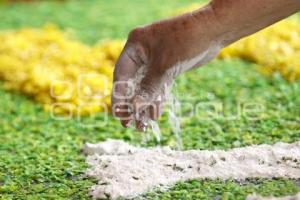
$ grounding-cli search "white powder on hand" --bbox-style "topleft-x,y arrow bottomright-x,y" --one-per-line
83,140 -> 300,200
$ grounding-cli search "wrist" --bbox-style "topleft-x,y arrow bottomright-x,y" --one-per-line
190,3 -> 228,47
207,0 -> 300,46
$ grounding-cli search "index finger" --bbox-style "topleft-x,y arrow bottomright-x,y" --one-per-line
112,46 -> 139,126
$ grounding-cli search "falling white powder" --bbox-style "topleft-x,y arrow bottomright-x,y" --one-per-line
83,140 -> 300,200
130,65 -> 183,147
166,90 -> 183,150
246,193 -> 300,200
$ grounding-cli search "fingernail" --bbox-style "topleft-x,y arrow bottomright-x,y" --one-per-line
125,120 -> 132,128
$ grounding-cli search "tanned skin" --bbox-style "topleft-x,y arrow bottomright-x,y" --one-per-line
112,0 -> 300,131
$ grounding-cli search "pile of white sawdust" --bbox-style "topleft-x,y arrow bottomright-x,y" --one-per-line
83,140 -> 300,200
247,193 -> 300,200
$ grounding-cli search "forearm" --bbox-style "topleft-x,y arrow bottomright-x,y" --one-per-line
143,0 -> 300,66
204,0 -> 300,45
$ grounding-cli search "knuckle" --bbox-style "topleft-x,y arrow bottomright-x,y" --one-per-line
128,27 -> 146,41
140,79 -> 159,99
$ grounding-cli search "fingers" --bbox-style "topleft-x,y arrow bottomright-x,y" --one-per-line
132,67 -> 168,131
149,101 -> 163,120
112,47 -> 138,127
131,98 -> 162,131
112,45 -> 168,130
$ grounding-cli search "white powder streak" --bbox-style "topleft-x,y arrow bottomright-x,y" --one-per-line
246,193 -> 300,200
84,140 -> 300,200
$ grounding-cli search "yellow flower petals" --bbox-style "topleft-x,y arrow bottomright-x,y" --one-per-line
0,24 -> 125,116
220,17 -> 300,81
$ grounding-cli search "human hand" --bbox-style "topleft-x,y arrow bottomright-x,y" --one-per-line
112,0 -> 300,131
111,5 -> 223,131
